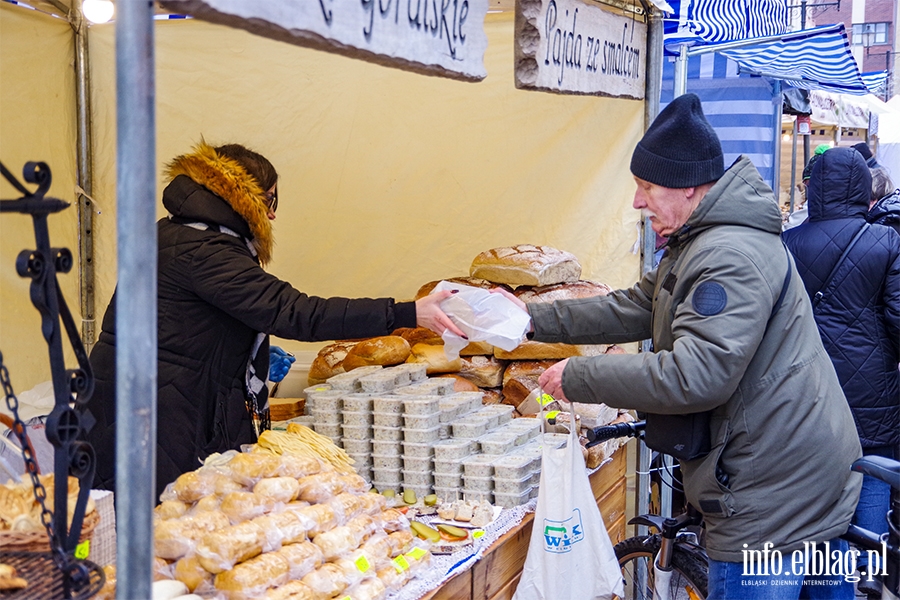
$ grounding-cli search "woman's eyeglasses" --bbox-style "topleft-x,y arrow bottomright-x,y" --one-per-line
265,188 -> 278,213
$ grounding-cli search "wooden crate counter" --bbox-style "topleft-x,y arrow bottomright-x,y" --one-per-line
421,444 -> 628,600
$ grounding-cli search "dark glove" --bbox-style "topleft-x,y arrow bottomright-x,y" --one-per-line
268,346 -> 295,383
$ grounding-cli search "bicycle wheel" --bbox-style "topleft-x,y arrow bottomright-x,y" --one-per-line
615,534 -> 708,600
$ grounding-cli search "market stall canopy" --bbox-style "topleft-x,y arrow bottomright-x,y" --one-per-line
708,24 -> 869,96
663,0 -> 787,47
862,70 -> 890,97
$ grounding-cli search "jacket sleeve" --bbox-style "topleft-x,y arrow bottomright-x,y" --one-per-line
189,238 -> 416,341
885,237 -> 900,354
527,269 -> 656,345
561,246 -> 776,414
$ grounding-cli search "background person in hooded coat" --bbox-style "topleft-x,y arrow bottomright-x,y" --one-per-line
782,146 -> 900,560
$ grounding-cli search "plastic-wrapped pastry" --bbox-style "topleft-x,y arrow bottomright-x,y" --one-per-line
376,508 -> 408,533
155,500 -> 189,521
96,565 -> 116,600
276,541 -> 324,580
360,533 -> 393,563
226,452 -> 283,487
213,474 -> 246,496
385,530 -> 414,557
277,454 -> 322,479
296,472 -> 346,504
311,524 -> 357,561
173,556 -> 212,592
172,470 -> 219,502
194,495 -> 220,513
154,511 -> 230,560
346,515 -> 378,542
253,477 -> 300,504
338,473 -> 369,494
403,546 -> 432,574
376,563 -> 412,593
219,491 -> 272,523
357,492 -> 388,516
329,492 -> 363,522
214,552 -> 290,600
292,503 -> 338,538
251,511 -> 306,547
153,557 -> 173,581
195,520 -> 265,573
261,580 -> 316,600
300,563 -> 352,599
345,577 -> 388,600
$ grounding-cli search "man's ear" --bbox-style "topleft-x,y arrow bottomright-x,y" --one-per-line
684,186 -> 697,199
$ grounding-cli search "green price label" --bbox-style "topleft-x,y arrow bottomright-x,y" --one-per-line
74,540 -> 90,560
538,393 -> 555,407
407,547 -> 426,560
392,555 -> 410,573
545,410 -> 560,420
355,554 -> 370,573
472,529 -> 485,539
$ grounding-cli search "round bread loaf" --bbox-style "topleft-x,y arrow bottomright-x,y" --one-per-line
392,326 -> 443,346
458,355 -> 507,388
434,373 -> 480,393
308,341 -> 358,385
470,245 -> 581,287
406,343 -> 462,374
414,277 -> 509,300
341,336 -> 411,371
514,280 -> 612,303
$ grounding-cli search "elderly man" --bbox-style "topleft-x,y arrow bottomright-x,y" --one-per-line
502,94 -> 862,598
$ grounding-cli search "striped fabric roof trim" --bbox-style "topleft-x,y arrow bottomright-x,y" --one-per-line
862,70 -> 889,95
664,0 -> 788,47
713,24 -> 869,95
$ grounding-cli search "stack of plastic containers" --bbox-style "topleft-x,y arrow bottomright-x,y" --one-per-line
431,438 -> 475,500
401,395 -> 442,498
340,392 -> 374,480
306,388 -> 343,445
371,395 -> 404,493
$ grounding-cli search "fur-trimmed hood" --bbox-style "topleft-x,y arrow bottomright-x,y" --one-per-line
164,141 -> 273,265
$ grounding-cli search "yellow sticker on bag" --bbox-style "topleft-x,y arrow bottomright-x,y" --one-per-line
75,540 -> 90,560
538,393 -> 555,407
392,555 -> 410,573
355,554 -> 370,572
407,547 -> 426,560
545,410 -> 560,420
473,529 -> 485,539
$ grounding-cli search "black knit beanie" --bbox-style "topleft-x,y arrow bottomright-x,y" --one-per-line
852,142 -> 873,161
630,93 -> 724,188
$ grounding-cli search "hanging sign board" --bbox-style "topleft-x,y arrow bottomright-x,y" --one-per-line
514,0 -> 645,98
158,0 -> 490,81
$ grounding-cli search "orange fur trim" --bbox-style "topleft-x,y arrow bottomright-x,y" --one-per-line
164,141 -> 273,266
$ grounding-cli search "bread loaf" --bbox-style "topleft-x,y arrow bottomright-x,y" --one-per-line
414,277 -> 510,299
406,343 -> 462,374
434,374 -> 479,393
391,327 -> 443,346
501,360 -> 556,408
308,341 -> 357,385
214,552 -> 290,599
481,388 -> 502,404
494,341 -> 606,360
458,356 -> 507,388
514,280 -> 612,303
341,336 -> 411,371
470,245 -> 581,286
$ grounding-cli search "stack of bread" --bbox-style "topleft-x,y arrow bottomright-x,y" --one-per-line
150,439 -> 432,600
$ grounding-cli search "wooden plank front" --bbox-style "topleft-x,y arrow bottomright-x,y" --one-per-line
428,567 -> 473,599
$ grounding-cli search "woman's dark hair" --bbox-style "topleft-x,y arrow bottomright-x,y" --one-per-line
214,144 -> 278,191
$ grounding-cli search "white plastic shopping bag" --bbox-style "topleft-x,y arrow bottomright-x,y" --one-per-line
513,404 -> 624,600
430,281 -> 531,359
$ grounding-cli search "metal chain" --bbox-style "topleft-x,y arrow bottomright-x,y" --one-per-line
0,352 -> 69,571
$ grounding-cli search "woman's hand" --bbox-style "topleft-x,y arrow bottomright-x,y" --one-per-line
538,358 -> 571,403
415,292 -> 467,338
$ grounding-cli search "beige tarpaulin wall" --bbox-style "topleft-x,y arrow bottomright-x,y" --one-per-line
1,4 -> 643,391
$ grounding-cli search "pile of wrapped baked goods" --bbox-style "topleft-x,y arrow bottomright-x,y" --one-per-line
99,428 -> 436,600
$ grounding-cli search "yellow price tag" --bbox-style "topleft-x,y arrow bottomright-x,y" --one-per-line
538,393 -> 555,407
354,554 -> 370,573
472,529 -> 485,539
74,540 -> 90,560
406,547 -> 426,560
392,555 -> 410,573
545,410 -> 560,420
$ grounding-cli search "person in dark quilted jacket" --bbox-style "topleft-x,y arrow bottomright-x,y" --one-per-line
783,147 -> 900,573
869,188 -> 900,235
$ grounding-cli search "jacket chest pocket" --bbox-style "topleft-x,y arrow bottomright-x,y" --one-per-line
652,260 -> 682,347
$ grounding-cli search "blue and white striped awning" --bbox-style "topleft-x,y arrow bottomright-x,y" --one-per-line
862,70 -> 890,96
710,24 -> 869,95
664,0 -> 788,48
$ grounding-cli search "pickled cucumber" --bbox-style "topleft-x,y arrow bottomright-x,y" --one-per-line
410,521 -> 441,543
381,489 -> 396,498
436,523 -> 468,539
402,489 -> 417,505
424,494 -> 438,506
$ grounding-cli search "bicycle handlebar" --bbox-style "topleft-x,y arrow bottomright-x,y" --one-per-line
585,420 -> 646,448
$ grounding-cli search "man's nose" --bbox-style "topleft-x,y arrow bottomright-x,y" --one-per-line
632,191 -> 646,210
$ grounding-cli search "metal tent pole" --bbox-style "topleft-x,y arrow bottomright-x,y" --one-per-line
72,0 -> 96,354
772,80 -> 783,201
115,1 -> 157,598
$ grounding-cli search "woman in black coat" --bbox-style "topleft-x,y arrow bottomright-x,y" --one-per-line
87,142 -> 463,499
782,147 -> 900,563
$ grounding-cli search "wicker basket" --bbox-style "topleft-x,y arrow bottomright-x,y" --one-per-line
0,509 -> 100,553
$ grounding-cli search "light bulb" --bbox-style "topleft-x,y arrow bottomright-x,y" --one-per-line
83,0 -> 114,24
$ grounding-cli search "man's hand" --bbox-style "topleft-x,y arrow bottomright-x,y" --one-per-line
415,292 -> 467,338
489,287 -> 534,333
538,358 -> 571,403
268,346 -> 295,383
